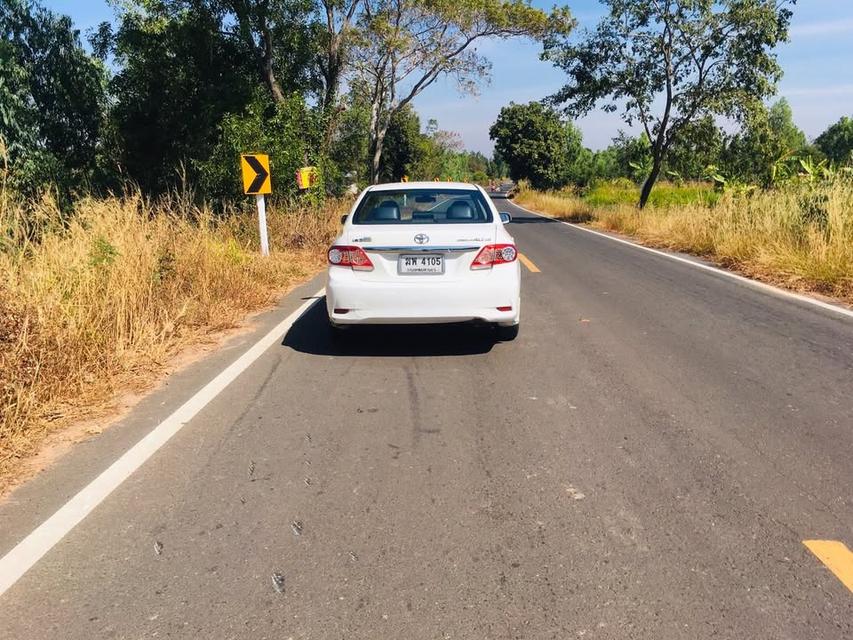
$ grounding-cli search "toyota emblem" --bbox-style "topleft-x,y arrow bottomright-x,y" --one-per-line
414,233 -> 429,245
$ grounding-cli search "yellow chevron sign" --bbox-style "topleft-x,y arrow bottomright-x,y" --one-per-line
240,154 -> 272,195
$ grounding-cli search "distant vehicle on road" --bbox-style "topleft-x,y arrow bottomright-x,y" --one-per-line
326,182 -> 520,339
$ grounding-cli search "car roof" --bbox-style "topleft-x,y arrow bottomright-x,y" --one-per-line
366,181 -> 479,192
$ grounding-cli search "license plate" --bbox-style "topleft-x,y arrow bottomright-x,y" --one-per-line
399,254 -> 444,275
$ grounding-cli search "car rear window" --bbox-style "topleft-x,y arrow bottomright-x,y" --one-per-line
352,189 -> 493,224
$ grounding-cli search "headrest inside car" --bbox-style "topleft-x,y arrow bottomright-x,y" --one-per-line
447,200 -> 475,220
369,200 -> 401,220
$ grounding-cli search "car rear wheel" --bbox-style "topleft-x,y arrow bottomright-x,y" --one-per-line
495,323 -> 519,341
328,319 -> 350,341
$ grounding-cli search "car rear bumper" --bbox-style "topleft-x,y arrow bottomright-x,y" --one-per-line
326,265 -> 520,325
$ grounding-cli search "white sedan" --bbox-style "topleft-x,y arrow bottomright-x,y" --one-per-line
326,182 -> 521,340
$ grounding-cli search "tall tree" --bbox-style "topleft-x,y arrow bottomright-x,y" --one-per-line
315,1 -> 361,105
353,0 -> 573,183
767,98 -> 807,153
489,101 -> 582,190
722,99 -> 808,186
412,119 -> 467,180
815,116 -> 853,166
1,0 -> 107,197
100,3 -> 258,192
379,104 -> 423,181
220,0 -> 317,103
99,0 -> 318,192
544,0 -> 795,207
312,0 -> 363,151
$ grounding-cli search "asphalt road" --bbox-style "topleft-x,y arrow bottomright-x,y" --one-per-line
1,195 -> 851,639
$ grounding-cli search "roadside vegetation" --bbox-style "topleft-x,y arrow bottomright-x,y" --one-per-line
493,0 -> 853,306
514,178 -> 853,304
3,0 -> 853,487
0,185 -> 345,490
1,0 -> 556,486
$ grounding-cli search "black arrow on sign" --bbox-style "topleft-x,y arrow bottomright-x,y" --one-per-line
245,155 -> 269,193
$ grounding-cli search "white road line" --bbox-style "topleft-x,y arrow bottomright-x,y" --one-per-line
0,289 -> 325,597
509,201 -> 853,321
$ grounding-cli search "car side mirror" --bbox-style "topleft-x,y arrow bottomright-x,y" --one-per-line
340,214 -> 348,225
499,212 -> 512,223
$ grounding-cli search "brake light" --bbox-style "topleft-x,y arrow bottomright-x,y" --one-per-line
328,245 -> 374,271
471,244 -> 518,270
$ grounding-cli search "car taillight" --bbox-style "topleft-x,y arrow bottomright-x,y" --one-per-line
328,245 -> 374,271
470,244 -> 518,270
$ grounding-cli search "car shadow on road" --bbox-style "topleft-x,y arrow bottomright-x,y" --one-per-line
282,298 -> 499,357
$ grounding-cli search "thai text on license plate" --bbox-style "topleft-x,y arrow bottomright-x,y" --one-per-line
399,254 -> 443,274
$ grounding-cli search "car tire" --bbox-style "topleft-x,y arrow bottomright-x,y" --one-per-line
328,319 -> 349,341
495,323 -> 519,341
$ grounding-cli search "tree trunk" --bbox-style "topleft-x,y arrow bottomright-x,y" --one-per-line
319,38 -> 341,152
230,2 -> 286,105
260,27 -> 286,104
263,65 -> 286,104
370,123 -> 388,184
639,154 -> 663,209
322,38 -> 341,112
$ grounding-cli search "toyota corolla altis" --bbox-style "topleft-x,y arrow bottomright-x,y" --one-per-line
326,182 -> 521,340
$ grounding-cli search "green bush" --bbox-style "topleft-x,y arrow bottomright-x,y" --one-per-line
198,92 -> 326,202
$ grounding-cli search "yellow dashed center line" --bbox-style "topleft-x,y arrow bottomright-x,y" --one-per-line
518,253 -> 541,273
803,540 -> 853,592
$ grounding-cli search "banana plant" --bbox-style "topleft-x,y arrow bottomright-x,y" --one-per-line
665,169 -> 683,184
702,164 -> 727,190
769,149 -> 796,186
628,159 -> 652,183
797,156 -> 834,182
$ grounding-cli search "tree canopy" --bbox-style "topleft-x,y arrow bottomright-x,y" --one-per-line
815,116 -> 853,166
543,0 -> 795,207
3,0 -> 849,208
353,0 -> 575,181
1,0 -> 107,198
489,101 -> 582,190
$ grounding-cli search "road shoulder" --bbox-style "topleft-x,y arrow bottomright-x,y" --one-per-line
0,274 -> 325,558
508,198 -> 853,320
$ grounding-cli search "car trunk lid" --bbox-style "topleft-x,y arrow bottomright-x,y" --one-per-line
346,224 -> 495,282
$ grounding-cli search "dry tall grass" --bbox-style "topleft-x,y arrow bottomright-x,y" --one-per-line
0,189 -> 346,489
513,188 -> 593,222
515,180 -> 853,304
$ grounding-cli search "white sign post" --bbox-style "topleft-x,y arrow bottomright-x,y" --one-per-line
256,193 -> 270,257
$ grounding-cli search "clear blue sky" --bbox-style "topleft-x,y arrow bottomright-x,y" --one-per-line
44,0 -> 853,153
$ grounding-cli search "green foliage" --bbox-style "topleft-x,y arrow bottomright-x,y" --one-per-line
544,0 -> 794,207
489,101 -> 582,190
584,180 -> 718,208
664,116 -> 725,181
409,120 -> 465,181
796,156 -> 835,183
355,0 -> 575,181
768,99 -> 808,153
198,92 -> 324,200
90,236 -> 119,268
564,147 -> 616,187
723,99 -> 812,187
328,100 -> 371,188
0,39 -> 33,157
0,0 -> 108,200
488,151 -> 509,180
608,132 -> 652,182
815,116 -> 853,166
101,4 -> 258,193
380,106 -> 423,182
